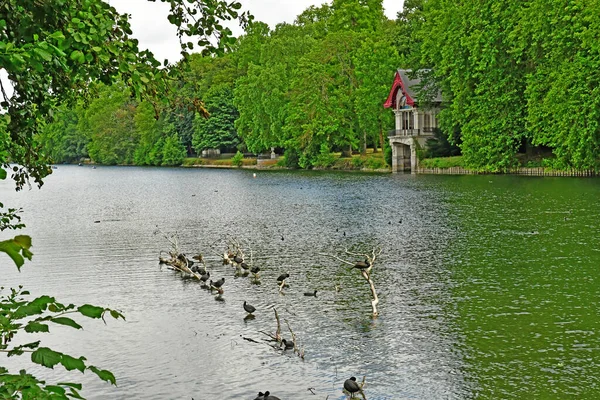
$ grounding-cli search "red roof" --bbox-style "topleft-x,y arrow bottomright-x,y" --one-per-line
383,70 -> 415,109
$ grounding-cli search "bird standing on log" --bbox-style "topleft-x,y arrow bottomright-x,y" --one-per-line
354,259 -> 371,270
344,376 -> 361,398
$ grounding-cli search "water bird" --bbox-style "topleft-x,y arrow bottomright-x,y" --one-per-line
344,377 -> 361,397
200,272 -> 210,283
281,235 -> 284,241
276,273 -> 290,282
243,301 -> 256,314
304,290 -> 317,297
210,277 -> 225,289
281,338 -> 294,350
354,259 -> 371,270
263,392 -> 281,400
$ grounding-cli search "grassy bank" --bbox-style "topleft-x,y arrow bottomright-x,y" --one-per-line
182,149 -> 390,172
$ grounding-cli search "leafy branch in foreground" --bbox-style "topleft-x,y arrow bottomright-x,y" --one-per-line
0,286 -> 124,399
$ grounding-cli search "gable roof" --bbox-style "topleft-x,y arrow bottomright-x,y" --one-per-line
383,69 -> 442,109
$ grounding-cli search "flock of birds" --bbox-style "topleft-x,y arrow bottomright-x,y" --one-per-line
169,250 -> 367,399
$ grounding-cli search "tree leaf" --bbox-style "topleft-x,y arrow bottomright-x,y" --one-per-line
0,235 -> 33,269
57,382 -> 83,390
24,322 -> 50,333
77,304 -> 105,319
51,317 -> 83,330
88,366 -> 116,385
60,354 -> 86,372
45,385 -> 66,395
31,347 -> 62,369
33,47 -> 53,61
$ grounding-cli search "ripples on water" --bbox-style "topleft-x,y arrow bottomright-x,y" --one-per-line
1,167 -> 599,399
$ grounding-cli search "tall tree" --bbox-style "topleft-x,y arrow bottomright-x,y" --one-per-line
523,0 -> 600,169
193,85 -> 240,153
420,0 -> 528,171
354,22 -> 400,154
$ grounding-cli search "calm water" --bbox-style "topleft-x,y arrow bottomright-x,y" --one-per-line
1,166 -> 599,399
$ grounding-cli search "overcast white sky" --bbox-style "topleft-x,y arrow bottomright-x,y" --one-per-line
108,0 -> 405,63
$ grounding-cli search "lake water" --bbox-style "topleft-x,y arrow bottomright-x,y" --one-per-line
1,166 -> 599,399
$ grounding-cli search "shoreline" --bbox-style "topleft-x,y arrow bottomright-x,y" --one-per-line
62,162 -> 598,177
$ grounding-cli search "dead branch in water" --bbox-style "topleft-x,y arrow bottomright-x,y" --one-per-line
320,246 -> 382,317
285,319 -> 304,359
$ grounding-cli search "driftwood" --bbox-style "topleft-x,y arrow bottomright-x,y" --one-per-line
257,308 -> 303,358
321,247 -> 382,317
156,227 -> 209,284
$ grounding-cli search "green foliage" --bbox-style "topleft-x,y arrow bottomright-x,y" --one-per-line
282,148 -> 300,169
365,156 -> 386,170
383,141 -> 392,166
0,235 -> 32,270
0,286 -> 124,398
37,107 -> 89,164
351,156 -> 365,168
1,0 -> 251,189
419,156 -> 464,169
161,133 -> 187,166
417,0 -> 600,171
82,84 -> 138,165
425,128 -> 461,158
192,86 -> 240,153
231,150 -> 244,167
313,144 -> 338,169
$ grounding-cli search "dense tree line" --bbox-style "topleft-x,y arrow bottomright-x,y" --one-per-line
416,0 -> 600,171
37,0 -> 400,168
36,0 -> 600,171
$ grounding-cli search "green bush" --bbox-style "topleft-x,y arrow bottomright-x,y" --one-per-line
283,148 -> 300,168
384,141 -> 392,166
365,157 -> 386,170
231,150 -> 244,167
420,156 -> 464,169
351,156 -> 365,169
313,144 -> 337,168
161,134 -> 186,166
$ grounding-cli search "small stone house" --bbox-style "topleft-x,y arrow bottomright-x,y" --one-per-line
383,69 -> 442,172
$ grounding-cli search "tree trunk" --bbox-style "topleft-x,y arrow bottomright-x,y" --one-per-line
378,121 -> 385,153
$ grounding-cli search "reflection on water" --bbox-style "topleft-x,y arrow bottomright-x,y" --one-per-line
1,167 -> 598,399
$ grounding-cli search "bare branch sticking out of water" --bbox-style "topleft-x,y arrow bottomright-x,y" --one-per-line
274,308 -> 282,342
322,247 -> 383,317
285,319 -> 304,359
